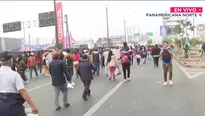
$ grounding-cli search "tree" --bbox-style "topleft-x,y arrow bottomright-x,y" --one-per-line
171,19 -> 195,58
183,44 -> 190,58
162,37 -> 172,44
189,37 -> 201,46
173,20 -> 195,43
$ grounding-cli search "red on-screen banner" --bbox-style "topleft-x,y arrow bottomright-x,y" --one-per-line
56,2 -> 64,44
170,7 -> 203,13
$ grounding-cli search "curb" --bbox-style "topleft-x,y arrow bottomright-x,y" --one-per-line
173,54 -> 205,68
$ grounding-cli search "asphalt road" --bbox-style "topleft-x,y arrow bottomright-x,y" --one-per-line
25,56 -> 205,116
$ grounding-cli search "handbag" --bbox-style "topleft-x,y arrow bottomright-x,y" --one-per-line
67,82 -> 75,89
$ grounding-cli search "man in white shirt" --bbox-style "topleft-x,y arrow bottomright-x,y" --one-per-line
0,51 -> 38,115
103,48 -> 109,76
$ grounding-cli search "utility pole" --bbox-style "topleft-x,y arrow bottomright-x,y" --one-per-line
133,26 -> 135,43
28,34 -> 31,51
22,22 -> 26,51
64,14 -> 70,48
124,19 -> 126,42
54,0 -> 59,48
193,16 -> 195,37
28,21 -> 31,51
106,6 -> 110,48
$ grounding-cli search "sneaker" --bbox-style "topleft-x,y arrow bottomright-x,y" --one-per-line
24,80 -> 29,84
164,82 -> 168,86
124,79 -> 127,82
82,96 -> 88,101
64,103 -> 70,108
169,80 -> 173,85
55,106 -> 61,111
127,78 -> 130,81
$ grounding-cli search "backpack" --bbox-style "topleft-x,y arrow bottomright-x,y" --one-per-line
162,50 -> 172,62
122,54 -> 130,64
65,56 -> 72,66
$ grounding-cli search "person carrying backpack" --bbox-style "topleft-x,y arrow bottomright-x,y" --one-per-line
120,50 -> 131,82
64,49 -> 75,79
160,41 -> 173,86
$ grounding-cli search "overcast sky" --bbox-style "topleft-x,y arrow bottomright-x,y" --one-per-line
0,1 -> 204,44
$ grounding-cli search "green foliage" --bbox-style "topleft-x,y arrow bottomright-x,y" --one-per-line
147,39 -> 152,45
174,38 -> 185,48
183,44 -> 190,58
189,37 -> 201,46
162,38 -> 172,44
171,20 -> 195,44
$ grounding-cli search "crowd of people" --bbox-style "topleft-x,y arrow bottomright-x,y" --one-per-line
0,41 -> 174,115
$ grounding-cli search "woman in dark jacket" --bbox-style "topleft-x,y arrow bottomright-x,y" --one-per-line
77,54 -> 96,101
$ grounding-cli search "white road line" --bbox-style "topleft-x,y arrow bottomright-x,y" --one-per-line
190,72 -> 205,79
28,82 -> 51,92
174,60 -> 192,79
174,59 -> 205,79
83,81 -> 124,116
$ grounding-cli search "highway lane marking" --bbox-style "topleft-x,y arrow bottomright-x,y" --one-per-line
83,81 -> 124,116
175,60 -> 192,79
189,72 -> 205,79
175,59 -> 205,79
27,75 -> 80,92
28,82 -> 51,92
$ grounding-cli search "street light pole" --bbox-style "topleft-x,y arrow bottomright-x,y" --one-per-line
54,0 -> 59,48
124,19 -> 126,42
193,16 -> 195,37
64,15 -> 70,48
106,6 -> 110,48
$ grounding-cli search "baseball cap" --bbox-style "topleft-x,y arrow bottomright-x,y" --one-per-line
0,51 -> 13,61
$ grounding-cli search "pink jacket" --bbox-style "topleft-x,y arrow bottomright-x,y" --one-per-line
108,55 -> 117,67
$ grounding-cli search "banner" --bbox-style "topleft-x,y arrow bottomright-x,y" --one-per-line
160,26 -> 169,36
56,2 -> 64,44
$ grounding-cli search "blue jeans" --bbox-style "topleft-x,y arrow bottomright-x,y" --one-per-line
93,62 -> 100,75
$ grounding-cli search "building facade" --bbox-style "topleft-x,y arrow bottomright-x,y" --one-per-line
0,37 -> 21,52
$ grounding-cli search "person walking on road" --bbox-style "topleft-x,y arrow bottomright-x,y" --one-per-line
77,54 -> 96,101
151,44 -> 161,67
107,50 -> 118,80
147,45 -> 152,60
64,49 -> 75,80
0,51 -> 38,115
73,50 -> 81,78
103,48 -> 109,77
141,46 -> 148,64
49,51 -> 71,111
120,49 -> 131,82
27,53 -> 38,79
160,41 -> 174,86
36,51 -> 43,74
92,48 -> 101,76
17,56 -> 29,84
